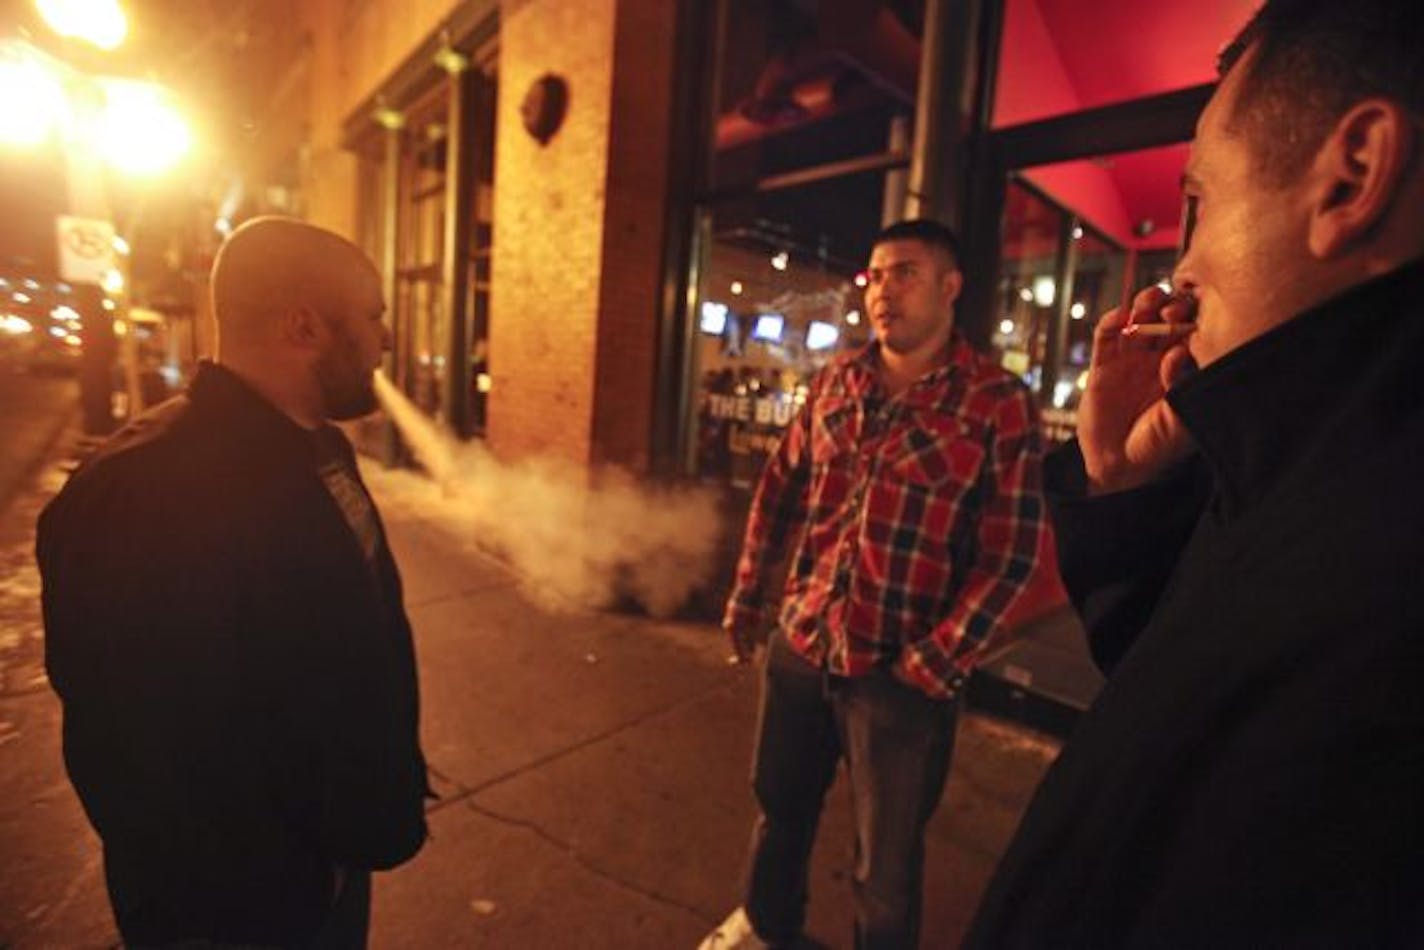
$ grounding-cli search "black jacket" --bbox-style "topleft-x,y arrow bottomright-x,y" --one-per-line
967,259 -> 1424,947
38,363 -> 428,946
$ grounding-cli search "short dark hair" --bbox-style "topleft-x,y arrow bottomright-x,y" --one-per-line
873,218 -> 962,268
1219,0 -> 1424,185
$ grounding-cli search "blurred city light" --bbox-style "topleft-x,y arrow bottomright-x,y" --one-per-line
1033,276 -> 1056,308
1,315 -> 35,335
0,39 -> 195,177
93,78 -> 192,175
0,53 -> 69,146
36,0 -> 128,51
101,268 -> 123,294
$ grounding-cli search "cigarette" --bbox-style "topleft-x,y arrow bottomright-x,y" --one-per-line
1120,322 -> 1196,338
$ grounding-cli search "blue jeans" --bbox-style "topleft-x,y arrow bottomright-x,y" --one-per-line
743,631 -> 958,950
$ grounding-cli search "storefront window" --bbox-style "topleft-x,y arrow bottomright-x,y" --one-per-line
993,179 -> 1067,394
692,174 -> 885,487
688,0 -> 922,486
393,84 -> 449,421
1049,227 -> 1124,422
990,177 -> 1127,441
350,63 -> 496,448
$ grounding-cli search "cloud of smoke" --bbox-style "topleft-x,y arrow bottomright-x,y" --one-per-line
370,372 -> 723,618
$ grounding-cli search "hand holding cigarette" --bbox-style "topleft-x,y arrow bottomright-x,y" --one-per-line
1076,285 -> 1199,495
1120,319 -> 1196,338
1120,288 -> 1198,340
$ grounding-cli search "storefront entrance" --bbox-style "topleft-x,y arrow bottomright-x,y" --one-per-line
674,0 -> 1260,733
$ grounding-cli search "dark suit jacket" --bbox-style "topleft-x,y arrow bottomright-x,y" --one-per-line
38,362 -> 428,946
967,260 -> 1424,947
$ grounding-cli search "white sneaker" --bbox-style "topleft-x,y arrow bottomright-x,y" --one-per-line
697,907 -> 771,949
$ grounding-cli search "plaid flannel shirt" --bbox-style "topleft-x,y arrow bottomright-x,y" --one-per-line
723,335 -> 1048,699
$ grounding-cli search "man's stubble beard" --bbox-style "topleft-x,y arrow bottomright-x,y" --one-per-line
314,333 -> 379,421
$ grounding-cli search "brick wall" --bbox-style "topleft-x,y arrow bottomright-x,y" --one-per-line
488,0 -> 677,471
303,0 -> 474,238
292,0 -> 678,471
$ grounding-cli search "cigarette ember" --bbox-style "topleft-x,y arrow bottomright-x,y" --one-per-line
1121,322 -> 1197,338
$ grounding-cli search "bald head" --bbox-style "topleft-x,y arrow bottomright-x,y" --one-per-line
211,216 -> 380,349
208,216 -> 390,427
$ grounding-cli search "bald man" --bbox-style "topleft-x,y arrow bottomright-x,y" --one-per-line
37,217 -> 429,948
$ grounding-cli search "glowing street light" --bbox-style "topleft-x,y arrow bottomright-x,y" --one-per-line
0,53 -> 69,146
93,78 -> 192,176
0,41 -> 195,177
36,0 -> 128,51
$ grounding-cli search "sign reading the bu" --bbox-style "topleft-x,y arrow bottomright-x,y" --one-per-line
56,216 -> 116,285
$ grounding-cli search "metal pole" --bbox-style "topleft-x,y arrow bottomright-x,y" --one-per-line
671,0 -> 730,478
1041,215 -> 1079,408
882,115 -> 911,225
439,47 -> 475,438
906,0 -> 988,230
376,105 -> 404,466
905,0 -> 948,221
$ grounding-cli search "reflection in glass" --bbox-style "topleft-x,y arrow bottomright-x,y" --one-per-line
989,178 -> 1127,442
692,189 -> 880,487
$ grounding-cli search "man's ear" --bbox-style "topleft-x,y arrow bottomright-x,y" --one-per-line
277,305 -> 326,349
1308,99 -> 1415,259
940,267 -> 964,308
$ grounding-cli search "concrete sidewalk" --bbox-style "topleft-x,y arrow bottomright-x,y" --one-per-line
0,445 -> 1060,948
360,465 -> 1061,948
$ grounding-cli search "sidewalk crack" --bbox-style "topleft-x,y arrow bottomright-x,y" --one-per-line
406,579 -> 518,610
423,678 -> 740,823
462,798 -> 711,922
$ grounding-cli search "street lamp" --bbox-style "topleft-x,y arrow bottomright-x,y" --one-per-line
91,77 -> 192,176
0,51 -> 69,146
35,0 -> 128,51
0,31 -> 197,432
0,40 -> 193,176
